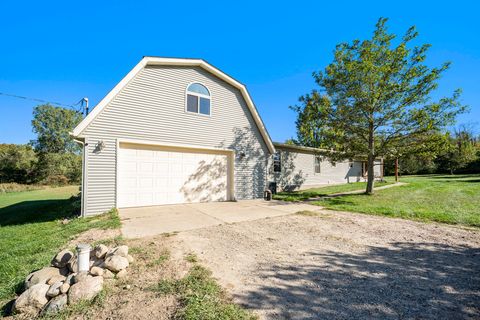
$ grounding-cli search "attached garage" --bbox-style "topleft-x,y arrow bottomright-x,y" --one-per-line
117,142 -> 234,208
72,57 -> 274,216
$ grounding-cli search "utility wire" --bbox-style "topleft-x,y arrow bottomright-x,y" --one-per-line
0,92 -> 84,111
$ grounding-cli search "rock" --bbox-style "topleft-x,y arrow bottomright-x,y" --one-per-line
127,255 -> 134,263
107,245 -> 129,258
73,272 -> 91,284
60,282 -> 70,294
90,266 -> 104,276
103,269 -> 114,279
116,269 -> 128,279
47,275 -> 66,285
123,284 -> 131,290
67,256 -> 78,273
42,294 -> 67,315
93,259 -> 105,268
51,249 -> 74,268
13,283 -> 49,315
104,255 -> 129,272
65,273 -> 76,285
93,244 -> 108,259
68,276 -> 103,304
25,267 -> 68,289
47,281 -> 63,298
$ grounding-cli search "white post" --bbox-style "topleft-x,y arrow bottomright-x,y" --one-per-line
76,244 -> 91,272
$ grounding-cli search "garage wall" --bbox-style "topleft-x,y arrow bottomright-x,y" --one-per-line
80,66 -> 269,215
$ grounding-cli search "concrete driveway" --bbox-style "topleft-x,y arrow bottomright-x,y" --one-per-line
119,200 -> 319,238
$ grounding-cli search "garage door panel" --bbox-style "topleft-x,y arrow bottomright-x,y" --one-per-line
123,161 -> 137,172
118,145 -> 229,208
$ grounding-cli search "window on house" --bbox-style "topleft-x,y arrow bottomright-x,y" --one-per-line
273,153 -> 281,172
186,83 -> 210,115
314,156 -> 321,173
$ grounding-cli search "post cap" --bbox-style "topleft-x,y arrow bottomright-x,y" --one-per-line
76,243 -> 91,252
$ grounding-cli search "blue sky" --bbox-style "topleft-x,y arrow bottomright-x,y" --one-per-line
1,0 -> 479,144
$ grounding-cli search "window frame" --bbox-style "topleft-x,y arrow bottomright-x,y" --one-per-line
314,155 -> 321,174
185,82 -> 212,117
273,152 -> 282,173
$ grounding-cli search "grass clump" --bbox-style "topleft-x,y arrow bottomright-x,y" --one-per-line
151,265 -> 255,319
147,249 -> 170,267
185,253 -> 198,263
40,288 -> 108,319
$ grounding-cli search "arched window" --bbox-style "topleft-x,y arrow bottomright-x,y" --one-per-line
186,83 -> 211,115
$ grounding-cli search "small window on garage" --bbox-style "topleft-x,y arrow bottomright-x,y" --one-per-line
314,155 -> 321,174
186,83 -> 211,115
273,152 -> 281,172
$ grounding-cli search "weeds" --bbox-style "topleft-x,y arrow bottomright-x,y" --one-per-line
151,265 -> 255,320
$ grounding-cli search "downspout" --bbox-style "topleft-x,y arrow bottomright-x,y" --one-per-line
72,135 -> 86,217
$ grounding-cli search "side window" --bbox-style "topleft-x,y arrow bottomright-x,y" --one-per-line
314,155 -> 321,174
186,83 -> 211,115
273,153 -> 281,172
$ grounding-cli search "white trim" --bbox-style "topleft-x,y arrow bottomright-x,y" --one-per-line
116,138 -> 236,204
115,138 -> 120,209
184,82 -> 212,117
117,137 -> 234,153
71,57 -> 275,154
83,137 -> 89,217
72,58 -> 148,136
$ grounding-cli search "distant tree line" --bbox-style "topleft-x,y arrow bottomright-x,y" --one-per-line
383,126 -> 480,176
0,104 -> 83,185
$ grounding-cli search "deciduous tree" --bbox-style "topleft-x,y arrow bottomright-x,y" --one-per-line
31,104 -> 83,154
291,18 -> 467,193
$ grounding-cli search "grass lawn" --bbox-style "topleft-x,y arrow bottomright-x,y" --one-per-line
274,180 -> 393,201
0,186 -> 120,306
278,174 -> 480,227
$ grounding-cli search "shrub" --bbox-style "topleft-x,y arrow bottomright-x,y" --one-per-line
35,153 -> 82,184
0,144 -> 37,183
0,183 -> 44,193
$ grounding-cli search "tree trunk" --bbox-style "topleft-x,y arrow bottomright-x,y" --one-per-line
395,158 -> 399,182
366,124 -> 375,194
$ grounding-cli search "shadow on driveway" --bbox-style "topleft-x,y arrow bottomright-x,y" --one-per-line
237,242 -> 480,319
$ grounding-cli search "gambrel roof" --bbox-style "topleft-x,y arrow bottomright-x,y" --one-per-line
72,56 -> 275,153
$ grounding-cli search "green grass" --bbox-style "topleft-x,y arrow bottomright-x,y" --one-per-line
185,253 -> 198,263
151,265 -> 255,320
273,180 -> 393,201
301,174 -> 480,227
0,186 -> 121,306
147,249 -> 171,267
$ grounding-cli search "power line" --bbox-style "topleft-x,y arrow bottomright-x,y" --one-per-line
0,92 -> 84,111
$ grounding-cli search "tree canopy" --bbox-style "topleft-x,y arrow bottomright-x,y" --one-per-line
31,104 -> 83,154
291,18 -> 467,193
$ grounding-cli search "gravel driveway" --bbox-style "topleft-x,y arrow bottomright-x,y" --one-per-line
174,209 -> 480,319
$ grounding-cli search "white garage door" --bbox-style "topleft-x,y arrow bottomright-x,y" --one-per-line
118,143 -> 230,208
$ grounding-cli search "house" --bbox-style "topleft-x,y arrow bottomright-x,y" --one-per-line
72,57 -> 382,216
270,143 -> 383,192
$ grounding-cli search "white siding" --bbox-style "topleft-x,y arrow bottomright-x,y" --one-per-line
81,65 -> 269,215
269,147 -> 383,191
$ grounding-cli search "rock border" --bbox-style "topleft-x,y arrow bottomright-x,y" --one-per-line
12,244 -> 134,316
